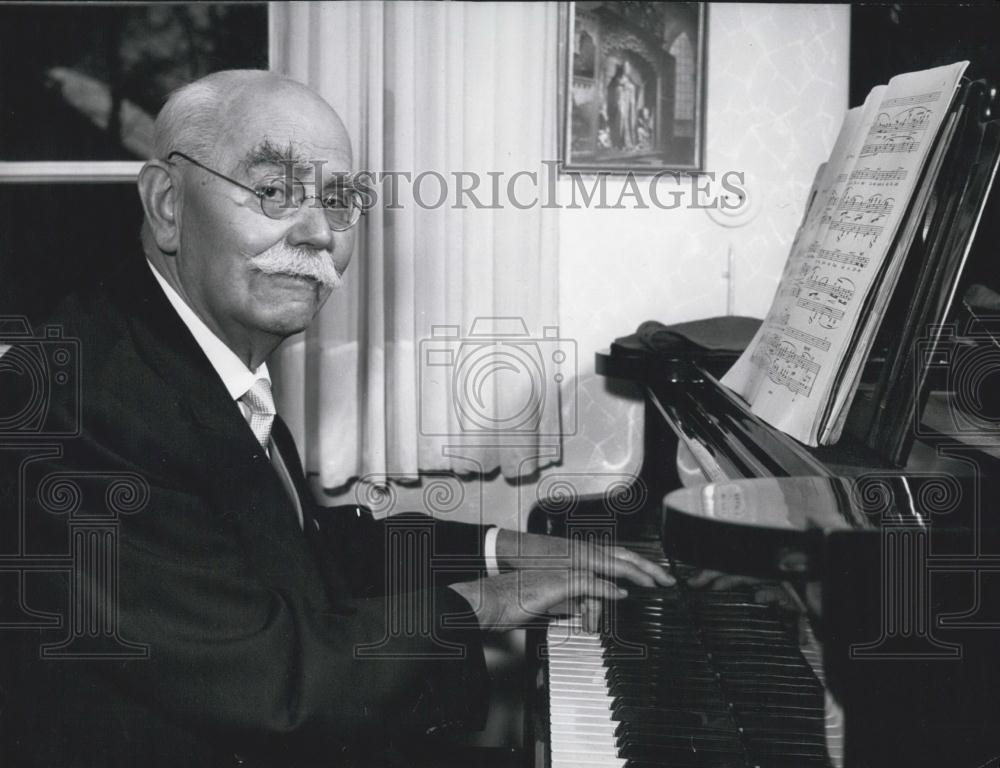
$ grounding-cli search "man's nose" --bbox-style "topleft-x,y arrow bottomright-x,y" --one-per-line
285,200 -> 334,251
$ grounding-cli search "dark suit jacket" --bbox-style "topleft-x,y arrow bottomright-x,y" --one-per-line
0,256 -> 490,767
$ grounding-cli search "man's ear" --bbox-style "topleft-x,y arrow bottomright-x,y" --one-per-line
137,160 -> 180,254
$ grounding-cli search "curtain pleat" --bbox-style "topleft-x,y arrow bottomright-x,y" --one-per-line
272,1 -> 561,490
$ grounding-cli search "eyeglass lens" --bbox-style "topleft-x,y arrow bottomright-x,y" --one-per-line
257,180 -> 361,230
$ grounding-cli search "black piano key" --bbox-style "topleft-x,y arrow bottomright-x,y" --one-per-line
726,689 -> 822,705
608,679 -> 722,697
611,693 -> 731,712
604,650 -> 713,664
611,704 -> 734,726
711,659 -> 812,672
704,644 -> 804,657
695,610 -> 784,621
608,623 -> 695,636
607,671 -> 719,688
735,712 -> 827,730
743,735 -> 829,755
613,717 -> 739,739
606,658 -> 715,672
604,653 -> 713,669
615,721 -> 744,740
724,678 -> 822,692
623,755 -> 749,768
610,692 -> 728,710
740,728 -> 828,746
611,701 -> 733,719
589,580 -> 833,768
618,742 -> 746,762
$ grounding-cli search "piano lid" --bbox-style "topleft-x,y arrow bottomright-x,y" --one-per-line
662,474 -> 984,580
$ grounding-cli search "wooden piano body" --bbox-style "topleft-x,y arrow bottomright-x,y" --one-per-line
530,75 -> 1000,768
566,345 -> 1000,767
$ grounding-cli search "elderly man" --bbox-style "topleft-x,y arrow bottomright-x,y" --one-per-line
0,70 -> 670,767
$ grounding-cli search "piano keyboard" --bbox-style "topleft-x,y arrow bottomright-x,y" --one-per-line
546,583 -> 843,768
547,615 -> 624,768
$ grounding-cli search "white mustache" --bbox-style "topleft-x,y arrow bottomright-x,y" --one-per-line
249,243 -> 343,289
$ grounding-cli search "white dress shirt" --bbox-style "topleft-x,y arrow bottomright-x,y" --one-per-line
147,260 -> 269,402
146,259 -> 500,574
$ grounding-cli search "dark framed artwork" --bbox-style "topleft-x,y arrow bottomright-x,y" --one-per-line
560,1 -> 706,173
0,2 -> 269,181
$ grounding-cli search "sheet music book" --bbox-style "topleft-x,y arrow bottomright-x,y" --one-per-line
722,62 -> 970,446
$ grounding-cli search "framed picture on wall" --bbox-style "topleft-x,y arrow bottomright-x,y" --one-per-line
560,1 -> 707,174
0,2 -> 269,182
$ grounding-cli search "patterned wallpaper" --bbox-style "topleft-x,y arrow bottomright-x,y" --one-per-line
553,3 -> 850,499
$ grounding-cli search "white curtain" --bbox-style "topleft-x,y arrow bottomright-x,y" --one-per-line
270,1 -> 562,490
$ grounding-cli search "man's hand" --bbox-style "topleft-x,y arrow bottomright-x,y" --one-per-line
494,530 -> 674,588
448,570 -> 627,633
491,530 -> 674,633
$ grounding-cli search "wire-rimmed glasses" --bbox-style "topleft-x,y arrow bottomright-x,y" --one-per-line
165,150 -> 364,231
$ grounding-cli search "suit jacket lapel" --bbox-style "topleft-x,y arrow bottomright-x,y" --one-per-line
270,416 -> 357,601
270,416 -> 313,511
106,257 -> 340,605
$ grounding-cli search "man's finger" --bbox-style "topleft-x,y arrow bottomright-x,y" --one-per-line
573,574 -> 628,601
600,554 -> 656,588
612,548 -> 675,587
684,569 -> 758,591
582,544 -> 673,588
580,597 -> 602,633
710,574 -> 758,591
686,568 -> 724,588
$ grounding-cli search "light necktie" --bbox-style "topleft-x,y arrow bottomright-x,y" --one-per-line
240,378 -> 275,451
240,381 -> 305,528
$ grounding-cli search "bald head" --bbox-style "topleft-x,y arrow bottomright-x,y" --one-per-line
139,68 -> 357,369
153,69 -> 350,167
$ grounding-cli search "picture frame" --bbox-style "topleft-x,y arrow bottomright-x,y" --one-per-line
0,2 -> 272,183
559,1 -> 707,174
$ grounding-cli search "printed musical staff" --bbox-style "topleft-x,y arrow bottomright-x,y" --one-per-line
868,106 -> 932,136
813,247 -> 869,269
830,219 -> 883,243
767,366 -> 815,397
849,167 -> 907,183
720,61 -> 969,447
860,138 -> 920,157
752,335 -> 821,397
882,90 -> 941,108
796,297 -> 845,329
838,193 -> 895,217
783,326 -> 832,352
801,275 -> 856,304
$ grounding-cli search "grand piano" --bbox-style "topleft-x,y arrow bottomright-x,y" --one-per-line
530,72 -> 1000,768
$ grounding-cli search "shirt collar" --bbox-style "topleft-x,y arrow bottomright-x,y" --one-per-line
146,259 -> 269,402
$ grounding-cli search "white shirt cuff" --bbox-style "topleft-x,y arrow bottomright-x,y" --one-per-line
484,526 -> 501,577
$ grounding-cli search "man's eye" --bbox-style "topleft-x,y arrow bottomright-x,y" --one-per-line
259,183 -> 286,201
322,191 -> 350,209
